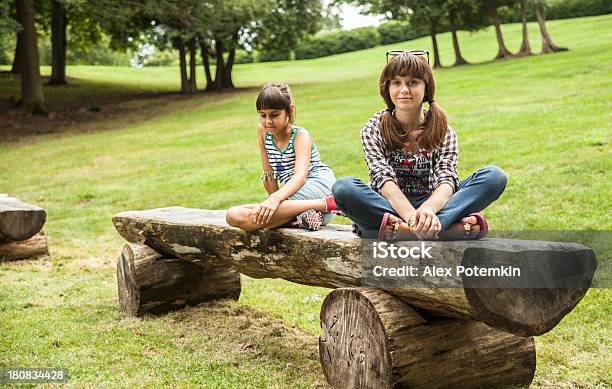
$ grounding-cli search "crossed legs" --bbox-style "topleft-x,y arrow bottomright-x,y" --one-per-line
226,199 -> 327,231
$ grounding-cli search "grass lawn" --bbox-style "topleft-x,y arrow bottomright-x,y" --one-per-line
1,14 -> 611,388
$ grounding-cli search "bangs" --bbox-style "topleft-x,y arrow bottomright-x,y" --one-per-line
256,86 -> 291,112
382,53 -> 430,81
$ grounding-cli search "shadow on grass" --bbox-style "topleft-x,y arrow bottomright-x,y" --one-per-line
0,73 -> 258,143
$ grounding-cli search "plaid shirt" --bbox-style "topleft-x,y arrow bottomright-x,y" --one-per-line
361,110 -> 459,195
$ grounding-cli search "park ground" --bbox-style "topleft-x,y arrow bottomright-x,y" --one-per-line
0,14 -> 611,388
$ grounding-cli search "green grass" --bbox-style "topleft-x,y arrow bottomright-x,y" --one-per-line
1,14 -> 611,388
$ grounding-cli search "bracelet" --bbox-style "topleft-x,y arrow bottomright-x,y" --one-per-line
260,170 -> 276,181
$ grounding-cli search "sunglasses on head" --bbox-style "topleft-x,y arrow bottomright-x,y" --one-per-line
386,50 -> 430,64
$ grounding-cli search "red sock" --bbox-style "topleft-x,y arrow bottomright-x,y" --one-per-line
325,194 -> 337,213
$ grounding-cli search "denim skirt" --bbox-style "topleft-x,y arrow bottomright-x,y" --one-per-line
288,167 -> 336,225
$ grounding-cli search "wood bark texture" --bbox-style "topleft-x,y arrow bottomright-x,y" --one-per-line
319,288 -> 536,389
0,230 -> 48,261
16,0 -> 47,113
0,194 -> 46,243
117,242 -> 241,316
112,207 -> 597,336
49,0 -> 67,85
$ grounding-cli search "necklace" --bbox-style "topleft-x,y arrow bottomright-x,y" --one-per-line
403,144 -> 420,157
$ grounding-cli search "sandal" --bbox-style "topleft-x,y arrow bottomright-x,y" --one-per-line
296,209 -> 324,231
378,212 -> 414,241
467,212 -> 488,238
458,212 -> 489,239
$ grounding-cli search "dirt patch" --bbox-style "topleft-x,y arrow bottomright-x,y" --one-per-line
1,90 -> 186,142
0,74 -> 255,143
157,300 -> 331,387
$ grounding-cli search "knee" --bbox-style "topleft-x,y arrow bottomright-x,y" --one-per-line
332,177 -> 359,208
226,206 -> 244,228
331,176 -> 360,202
481,165 -> 507,196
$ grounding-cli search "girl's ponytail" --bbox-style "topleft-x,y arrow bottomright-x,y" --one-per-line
421,100 -> 448,150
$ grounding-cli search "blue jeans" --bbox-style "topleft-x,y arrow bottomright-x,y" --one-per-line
331,165 -> 507,238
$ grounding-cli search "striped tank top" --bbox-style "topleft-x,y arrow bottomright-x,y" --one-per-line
264,126 -> 330,185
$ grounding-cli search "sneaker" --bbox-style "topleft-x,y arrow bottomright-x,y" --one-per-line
296,209 -> 324,231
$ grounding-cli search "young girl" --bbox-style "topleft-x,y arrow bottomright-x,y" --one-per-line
226,83 -> 336,231
328,51 -> 507,240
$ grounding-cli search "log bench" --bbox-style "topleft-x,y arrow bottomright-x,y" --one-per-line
112,206 -> 597,388
0,194 -> 48,261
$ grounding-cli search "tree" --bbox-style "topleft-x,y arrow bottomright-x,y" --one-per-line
16,0 -> 48,115
49,0 -> 67,85
0,0 -> 20,69
48,0 -> 110,85
141,0 -> 272,92
6,0 -> 23,74
516,0 -> 532,56
350,0 -> 446,68
255,0 -> 324,60
207,0 -> 272,90
9,1 -> 51,74
144,0 -> 203,93
531,0 -> 567,53
445,0 -> 474,66
482,0 -> 514,60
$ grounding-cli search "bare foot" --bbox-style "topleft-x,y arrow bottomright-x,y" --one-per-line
384,214 -> 419,240
387,214 -> 414,231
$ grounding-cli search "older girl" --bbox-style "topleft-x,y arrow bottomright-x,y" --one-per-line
329,51 -> 507,240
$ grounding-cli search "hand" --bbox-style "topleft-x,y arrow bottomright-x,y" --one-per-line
412,205 -> 441,240
252,195 -> 281,224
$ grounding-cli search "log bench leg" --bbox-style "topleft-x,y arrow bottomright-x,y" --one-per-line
117,243 -> 241,316
0,230 -> 49,261
319,288 -> 536,389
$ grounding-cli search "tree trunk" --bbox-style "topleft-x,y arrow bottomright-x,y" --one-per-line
320,288 -> 536,389
177,37 -> 190,94
117,243 -> 241,316
9,0 -> 22,74
16,0 -> 47,115
532,0 -> 567,53
10,29 -> 23,74
49,0 -> 67,85
449,9 -> 469,66
517,0 -> 533,56
112,207 -> 597,337
187,38 -> 197,94
214,37 -> 225,91
430,31 -> 441,69
0,230 -> 48,261
490,7 -> 513,59
222,32 -> 237,89
0,194 -> 46,243
199,41 -> 214,91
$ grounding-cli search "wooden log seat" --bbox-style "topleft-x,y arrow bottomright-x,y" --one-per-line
319,288 -> 536,389
0,230 -> 49,261
116,242 -> 241,316
112,207 -> 596,337
0,194 -> 46,243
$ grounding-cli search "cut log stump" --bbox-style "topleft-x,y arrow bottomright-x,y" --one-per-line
0,194 -> 46,243
0,230 -> 49,261
319,288 -> 536,389
117,243 -> 241,316
112,207 -> 597,337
